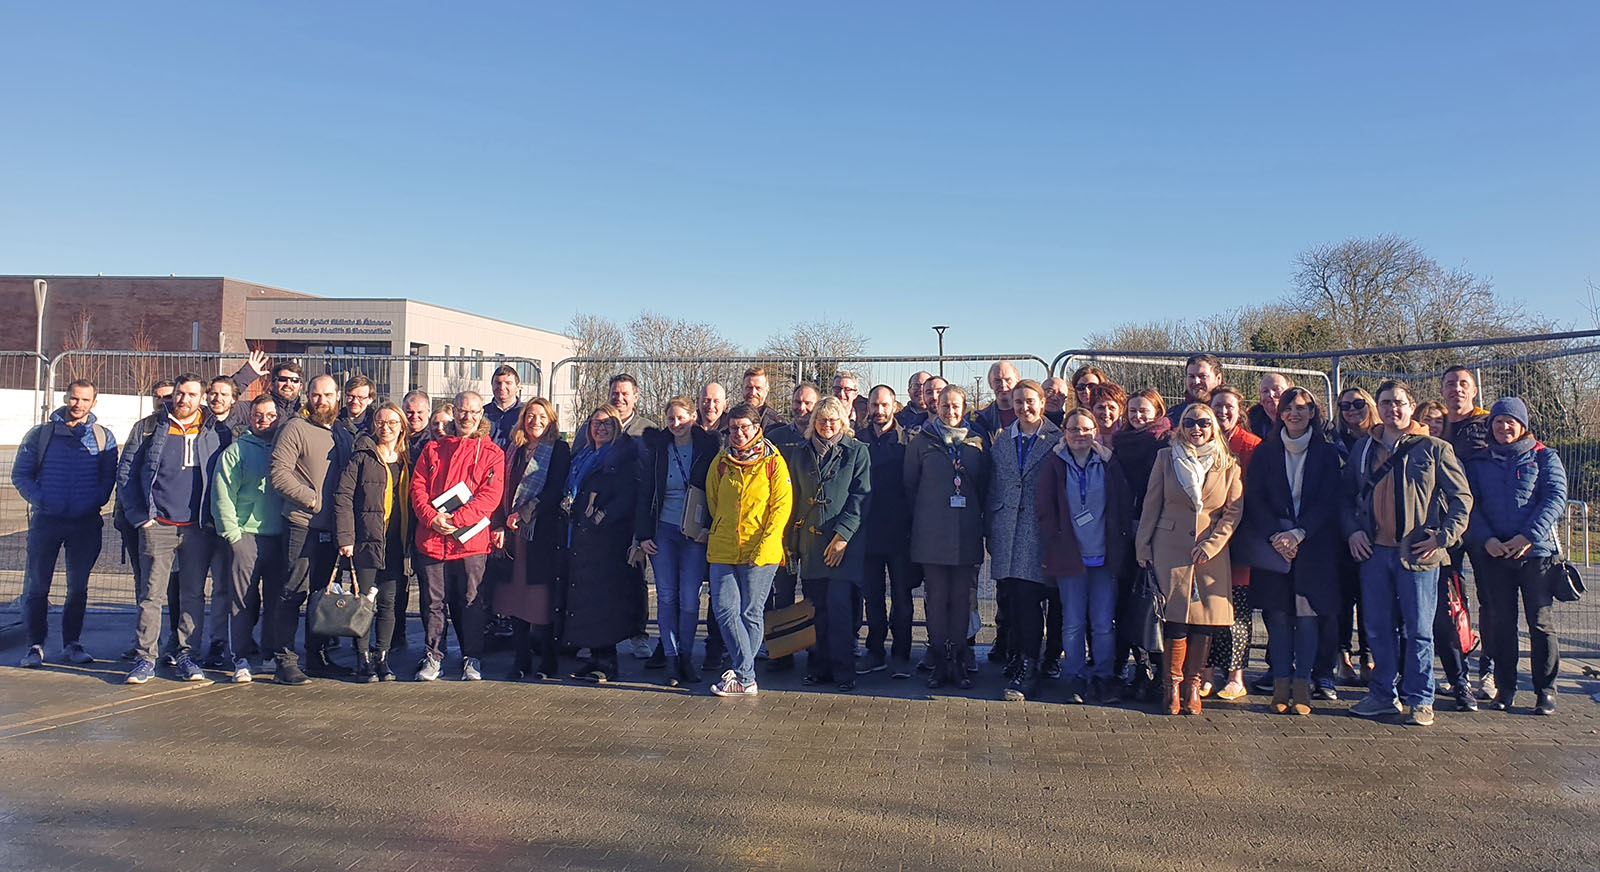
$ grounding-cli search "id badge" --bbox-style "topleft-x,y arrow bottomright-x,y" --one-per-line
318,531 -> 332,544
950,495 -> 967,509
1073,510 -> 1094,527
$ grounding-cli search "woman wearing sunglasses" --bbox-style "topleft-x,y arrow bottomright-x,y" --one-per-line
1333,387 -> 1381,684
1135,403 -> 1243,715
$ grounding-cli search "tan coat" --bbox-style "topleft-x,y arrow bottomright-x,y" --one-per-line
1135,447 -> 1243,627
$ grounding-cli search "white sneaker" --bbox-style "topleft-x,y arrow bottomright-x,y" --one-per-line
462,657 -> 483,681
630,635 -> 652,659
231,657 -> 253,684
415,656 -> 442,682
710,669 -> 758,697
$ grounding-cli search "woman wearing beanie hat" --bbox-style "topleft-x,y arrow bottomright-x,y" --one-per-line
1462,396 -> 1568,715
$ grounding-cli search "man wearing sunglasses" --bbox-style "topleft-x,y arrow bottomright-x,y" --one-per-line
270,361 -> 306,420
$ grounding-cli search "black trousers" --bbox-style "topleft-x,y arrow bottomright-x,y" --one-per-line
417,554 -> 488,661
273,523 -> 337,667
353,566 -> 401,655
1477,551 -> 1559,695
862,550 -> 918,662
1000,578 -> 1050,663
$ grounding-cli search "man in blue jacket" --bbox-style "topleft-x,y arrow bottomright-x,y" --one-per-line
14,379 -> 118,668
117,372 -> 234,684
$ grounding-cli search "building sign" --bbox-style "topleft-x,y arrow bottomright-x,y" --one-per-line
269,317 -> 394,337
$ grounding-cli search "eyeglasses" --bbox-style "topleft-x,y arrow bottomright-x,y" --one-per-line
275,376 -> 301,384
1337,399 -> 1366,412
1180,418 -> 1213,429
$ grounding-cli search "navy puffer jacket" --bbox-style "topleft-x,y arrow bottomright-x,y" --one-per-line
1464,437 -> 1567,557
12,409 -> 118,518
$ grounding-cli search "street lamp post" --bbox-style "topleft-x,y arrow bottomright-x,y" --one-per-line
33,279 -> 48,425
931,325 -> 949,378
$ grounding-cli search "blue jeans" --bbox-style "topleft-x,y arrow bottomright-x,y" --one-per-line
710,563 -> 779,684
22,512 -> 102,648
1264,609 -> 1320,681
1057,565 -> 1117,679
649,522 -> 707,658
1359,545 -> 1439,707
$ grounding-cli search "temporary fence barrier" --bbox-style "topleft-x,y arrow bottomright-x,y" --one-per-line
0,351 -> 51,431
550,353 -> 1052,426
1057,352 -> 1334,417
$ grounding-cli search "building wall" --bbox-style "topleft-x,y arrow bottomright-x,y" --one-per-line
0,276 -> 311,357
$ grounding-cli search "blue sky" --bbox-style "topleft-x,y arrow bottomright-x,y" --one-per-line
4,2 -> 1596,361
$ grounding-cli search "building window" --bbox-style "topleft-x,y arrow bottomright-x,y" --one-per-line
518,360 -> 542,395
471,350 -> 483,380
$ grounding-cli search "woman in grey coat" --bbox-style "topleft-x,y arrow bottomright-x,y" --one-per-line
985,379 -> 1061,702
906,384 -> 991,690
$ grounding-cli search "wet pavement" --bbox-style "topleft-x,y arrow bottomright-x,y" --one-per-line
2,612 -> 1599,872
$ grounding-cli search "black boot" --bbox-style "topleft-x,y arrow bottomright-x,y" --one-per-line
534,624 -> 558,680
645,640 -> 668,669
925,646 -> 947,689
949,642 -> 972,690
373,650 -> 395,682
677,652 -> 701,684
1004,657 -> 1035,702
305,642 -> 352,677
354,650 -> 378,684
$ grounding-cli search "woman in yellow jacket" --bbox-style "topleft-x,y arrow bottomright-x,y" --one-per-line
705,403 -> 793,697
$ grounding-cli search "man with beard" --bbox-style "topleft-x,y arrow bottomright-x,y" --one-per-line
858,384 -> 918,677
118,373 -> 234,683
337,375 -> 376,437
1165,354 -> 1224,430
269,361 -> 306,420
267,374 -> 354,684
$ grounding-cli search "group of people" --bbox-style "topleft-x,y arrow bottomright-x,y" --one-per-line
13,351 -> 1570,724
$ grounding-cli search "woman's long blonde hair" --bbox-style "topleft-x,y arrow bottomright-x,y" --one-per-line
1167,402 -> 1235,469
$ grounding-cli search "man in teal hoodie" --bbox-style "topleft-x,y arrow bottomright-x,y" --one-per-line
211,394 -> 285,683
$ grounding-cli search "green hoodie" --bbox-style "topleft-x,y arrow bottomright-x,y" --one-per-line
211,430 -> 285,542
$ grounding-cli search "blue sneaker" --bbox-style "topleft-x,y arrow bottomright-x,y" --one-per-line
125,659 -> 156,684
177,655 -> 206,681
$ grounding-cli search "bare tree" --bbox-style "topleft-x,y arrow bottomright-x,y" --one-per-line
58,306 -> 105,387
566,313 -> 627,417
759,318 -> 869,398
626,312 -> 741,419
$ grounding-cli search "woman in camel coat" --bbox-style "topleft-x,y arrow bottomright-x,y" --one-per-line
1135,402 -> 1243,715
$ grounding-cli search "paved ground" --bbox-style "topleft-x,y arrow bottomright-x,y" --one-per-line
2,613 -> 1599,872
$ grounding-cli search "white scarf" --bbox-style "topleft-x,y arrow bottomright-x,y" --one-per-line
1171,441 -> 1217,511
1282,427 -> 1313,515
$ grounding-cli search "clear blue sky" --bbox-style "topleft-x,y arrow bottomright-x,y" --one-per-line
5,2 -> 1596,361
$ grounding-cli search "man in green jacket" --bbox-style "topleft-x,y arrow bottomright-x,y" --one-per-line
211,394 -> 285,683
1342,379 -> 1473,727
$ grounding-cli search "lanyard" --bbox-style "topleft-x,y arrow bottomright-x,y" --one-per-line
1015,430 -> 1039,473
669,442 -> 691,485
945,443 -> 965,495
1064,452 -> 1092,504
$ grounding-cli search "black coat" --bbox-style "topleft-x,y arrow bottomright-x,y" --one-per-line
494,438 -> 571,588
1110,419 -> 1171,528
334,433 -> 410,571
1238,433 -> 1343,616
634,425 -> 719,540
858,421 -> 912,557
563,436 -> 640,647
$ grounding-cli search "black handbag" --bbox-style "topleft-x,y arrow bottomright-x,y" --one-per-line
309,559 -> 376,639
1551,560 -> 1586,603
1121,564 -> 1166,655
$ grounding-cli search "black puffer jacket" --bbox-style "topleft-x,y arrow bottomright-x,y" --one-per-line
634,425 -> 720,540
334,432 -> 411,571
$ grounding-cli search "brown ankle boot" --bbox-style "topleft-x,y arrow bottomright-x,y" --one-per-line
1271,678 -> 1291,714
1291,679 -> 1313,716
1162,638 -> 1187,715
1180,633 -> 1211,715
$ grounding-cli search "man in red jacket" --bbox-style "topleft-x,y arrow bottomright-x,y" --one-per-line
410,391 -> 505,681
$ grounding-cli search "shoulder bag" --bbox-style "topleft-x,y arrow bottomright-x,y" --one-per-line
309,558 -> 377,639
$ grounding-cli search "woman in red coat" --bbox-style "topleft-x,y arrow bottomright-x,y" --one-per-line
1207,385 -> 1261,700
